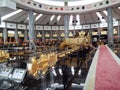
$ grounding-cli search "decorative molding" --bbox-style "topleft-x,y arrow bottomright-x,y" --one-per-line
75,25 -> 82,29
52,26 -> 58,30
100,23 -> 107,27
91,24 -> 99,28
44,26 -> 51,30
59,26 -> 64,30
12,0 -> 120,14
36,26 -> 43,30
83,25 -> 90,29
0,21 -> 118,30
7,23 -> 16,29
18,24 -> 26,29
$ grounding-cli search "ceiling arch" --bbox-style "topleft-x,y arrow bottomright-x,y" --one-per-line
1,0 -> 120,29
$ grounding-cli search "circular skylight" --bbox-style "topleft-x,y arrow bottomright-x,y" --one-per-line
33,0 -> 103,6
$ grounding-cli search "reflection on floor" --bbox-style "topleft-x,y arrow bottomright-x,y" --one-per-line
25,49 -> 95,90
49,83 -> 83,90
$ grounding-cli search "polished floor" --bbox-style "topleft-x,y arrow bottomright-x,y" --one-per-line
25,50 -> 95,90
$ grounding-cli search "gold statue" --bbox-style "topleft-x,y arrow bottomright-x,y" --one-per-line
30,53 -> 57,78
59,31 -> 91,50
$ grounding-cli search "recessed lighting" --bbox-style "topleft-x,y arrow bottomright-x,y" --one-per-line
50,15 -> 55,22
35,14 -> 43,21
57,15 -> 61,22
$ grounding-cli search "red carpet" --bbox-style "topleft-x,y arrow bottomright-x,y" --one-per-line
95,46 -> 120,90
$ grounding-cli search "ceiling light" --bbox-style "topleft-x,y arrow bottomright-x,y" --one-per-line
35,14 -> 43,21
96,12 -> 106,22
76,15 -> 80,25
57,15 -> 61,22
1,9 -> 23,21
50,15 -> 55,22
69,15 -> 73,25
103,10 -> 107,15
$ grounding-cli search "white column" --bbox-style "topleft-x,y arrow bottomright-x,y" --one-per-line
118,20 -> 120,36
57,26 -> 60,40
42,29 -> 45,42
15,24 -> 18,43
0,14 -> 1,25
64,2 -> 69,38
64,14 -> 69,38
3,22 -> 7,44
98,23 -> 101,41
107,7 -> 113,48
28,10 -> 36,50
24,25 -> 28,40
89,24 -> 93,44
50,28 -> 53,40
34,29 -> 37,42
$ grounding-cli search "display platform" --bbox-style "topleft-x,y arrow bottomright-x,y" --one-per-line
11,68 -> 27,83
0,68 -> 13,79
0,67 -> 26,82
0,68 -> 27,90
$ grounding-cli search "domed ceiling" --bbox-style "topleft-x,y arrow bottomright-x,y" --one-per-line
1,0 -> 120,28
33,0 -> 103,6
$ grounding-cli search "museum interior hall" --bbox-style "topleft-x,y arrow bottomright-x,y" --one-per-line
0,0 -> 120,90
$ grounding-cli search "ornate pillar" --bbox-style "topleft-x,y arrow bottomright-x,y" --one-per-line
64,2 -> 69,38
28,10 -> 36,50
15,24 -> 18,43
3,22 -> 7,44
107,7 -> 113,48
